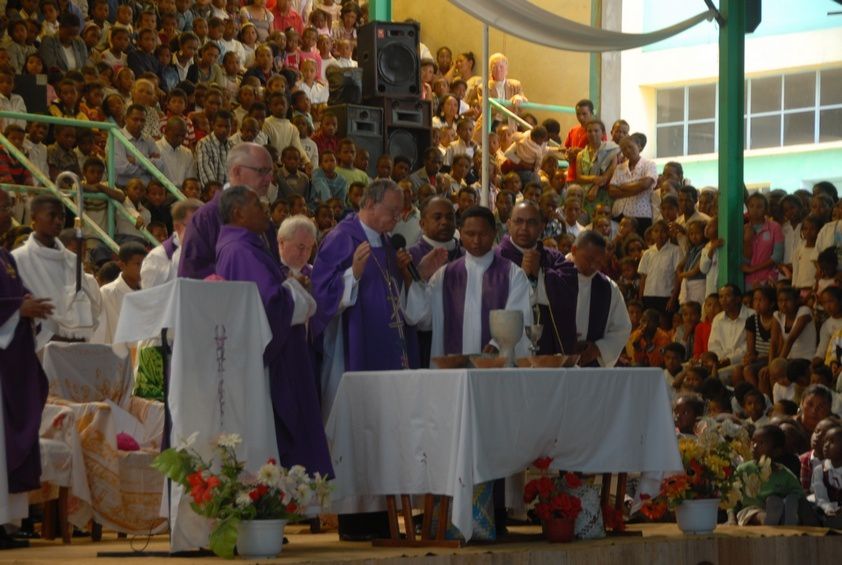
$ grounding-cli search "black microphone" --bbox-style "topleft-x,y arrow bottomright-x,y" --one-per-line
390,234 -> 421,282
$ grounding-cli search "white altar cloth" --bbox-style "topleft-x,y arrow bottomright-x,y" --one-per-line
325,367 -> 682,541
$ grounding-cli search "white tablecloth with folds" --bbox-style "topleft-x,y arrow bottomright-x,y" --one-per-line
325,367 -> 682,541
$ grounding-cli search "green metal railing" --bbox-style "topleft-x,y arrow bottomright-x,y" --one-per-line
0,110 -> 187,252
488,98 -> 567,154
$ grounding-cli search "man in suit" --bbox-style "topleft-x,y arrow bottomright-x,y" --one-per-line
39,13 -> 88,76
467,52 -> 526,124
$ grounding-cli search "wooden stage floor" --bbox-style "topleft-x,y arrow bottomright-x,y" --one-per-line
1,523 -> 841,564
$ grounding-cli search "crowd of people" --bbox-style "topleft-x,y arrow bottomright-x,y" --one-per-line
0,0 -> 841,548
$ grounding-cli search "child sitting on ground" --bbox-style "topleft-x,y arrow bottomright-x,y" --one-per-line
741,387 -> 771,428
736,425 -> 804,526
672,301 -> 701,361
810,425 -> 842,528
801,417 -> 841,490
673,394 -> 704,435
626,308 -> 671,367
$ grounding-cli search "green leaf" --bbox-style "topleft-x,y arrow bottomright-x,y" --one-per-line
209,517 -> 240,559
152,449 -> 192,485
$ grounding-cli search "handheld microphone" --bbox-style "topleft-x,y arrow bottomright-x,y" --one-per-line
390,234 -> 421,282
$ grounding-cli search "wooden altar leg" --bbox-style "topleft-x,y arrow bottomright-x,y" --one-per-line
42,500 -> 56,540
600,474 -> 611,511
421,494 -> 434,540
400,495 -> 415,542
91,521 -> 102,542
372,494 -> 460,548
58,487 -> 71,544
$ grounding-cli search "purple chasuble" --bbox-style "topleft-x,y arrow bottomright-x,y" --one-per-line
180,190 -> 281,279
310,215 -> 418,371
544,263 -> 612,360
0,249 -> 47,492
162,234 -> 178,260
441,252 -> 512,355
497,236 -> 568,354
216,226 -> 333,477
408,238 -> 464,267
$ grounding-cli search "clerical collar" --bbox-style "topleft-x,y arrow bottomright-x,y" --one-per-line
422,235 -> 456,251
358,217 -> 383,247
466,249 -> 495,268
577,270 -> 597,281
510,240 -> 537,254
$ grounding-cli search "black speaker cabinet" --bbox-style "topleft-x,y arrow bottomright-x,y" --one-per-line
357,21 -> 420,100
370,98 -> 431,169
327,104 -> 383,178
13,74 -> 47,115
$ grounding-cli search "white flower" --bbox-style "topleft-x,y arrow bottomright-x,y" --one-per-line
257,463 -> 282,487
236,492 -> 253,509
215,433 -> 242,449
288,465 -> 308,481
296,483 -> 315,506
175,431 -> 199,451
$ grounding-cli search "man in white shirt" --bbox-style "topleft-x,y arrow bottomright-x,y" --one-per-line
92,242 -> 146,355
141,199 -> 203,289
708,283 -> 754,383
156,117 -> 197,188
405,205 -> 532,358
114,104 -> 163,187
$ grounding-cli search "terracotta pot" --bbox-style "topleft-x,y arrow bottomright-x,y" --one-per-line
541,516 -> 575,543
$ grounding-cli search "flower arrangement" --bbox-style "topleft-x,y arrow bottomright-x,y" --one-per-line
523,457 -> 583,523
153,432 -> 332,558
641,417 -> 751,519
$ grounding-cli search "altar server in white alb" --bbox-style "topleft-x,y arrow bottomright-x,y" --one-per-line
543,230 -> 632,367
140,199 -> 203,289
404,205 -> 533,358
11,195 -> 101,350
92,242 -> 147,355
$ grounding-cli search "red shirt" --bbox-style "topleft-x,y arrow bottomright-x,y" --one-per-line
312,131 -> 339,157
564,125 -> 588,181
692,321 -> 713,359
273,7 -> 304,34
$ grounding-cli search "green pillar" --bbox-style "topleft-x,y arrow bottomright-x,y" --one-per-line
589,0 -> 601,114
368,0 -> 391,22
717,0 -> 746,290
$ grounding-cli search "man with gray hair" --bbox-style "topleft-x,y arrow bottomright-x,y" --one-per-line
215,186 -> 332,477
178,142 -> 278,278
277,215 -> 318,280
310,179 -> 426,541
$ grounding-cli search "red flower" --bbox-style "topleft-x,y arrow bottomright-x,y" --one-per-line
187,471 -> 205,488
286,502 -> 298,514
688,460 -> 704,485
533,456 -> 553,470
564,472 -> 582,489
534,502 -> 552,521
249,484 -> 269,501
206,476 -> 221,489
267,458 -> 277,465
640,500 -> 667,520
537,477 -> 555,499
523,480 -> 539,503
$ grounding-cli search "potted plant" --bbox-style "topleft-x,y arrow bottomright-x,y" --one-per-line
641,418 -> 750,534
153,432 -> 332,558
523,457 -> 583,543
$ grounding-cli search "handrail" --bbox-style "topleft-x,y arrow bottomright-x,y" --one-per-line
111,129 -> 185,202
490,99 -> 577,115
0,182 -> 160,250
0,136 -> 120,252
488,98 -> 564,152
0,110 -> 185,202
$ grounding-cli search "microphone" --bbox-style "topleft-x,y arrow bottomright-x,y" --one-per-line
390,234 -> 421,282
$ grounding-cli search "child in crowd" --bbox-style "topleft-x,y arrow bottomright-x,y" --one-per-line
676,220 -> 707,305
662,342 -> 686,391
741,387 -> 771,428
116,178 -> 151,243
775,286 -> 816,361
501,126 -> 549,185
736,425 -> 804,526
693,293 -> 721,359
739,287 -> 780,387
792,214 -> 822,297
672,301 -> 700,360
638,220 -> 683,321
334,139 -> 369,186
47,125 -> 81,180
816,287 -> 842,366
674,394 -> 704,435
626,308 -> 671,367
811,425 -> 842,527
617,256 -> 641,305
814,248 -> 839,329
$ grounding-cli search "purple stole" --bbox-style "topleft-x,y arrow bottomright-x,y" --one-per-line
545,264 -> 612,362
442,252 -> 511,355
497,236 -> 567,354
408,238 -> 464,266
162,234 -> 178,259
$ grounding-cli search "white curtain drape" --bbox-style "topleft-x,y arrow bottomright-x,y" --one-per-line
448,0 -> 716,52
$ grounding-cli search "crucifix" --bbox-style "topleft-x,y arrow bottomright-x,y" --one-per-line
214,325 -> 228,428
385,277 -> 410,369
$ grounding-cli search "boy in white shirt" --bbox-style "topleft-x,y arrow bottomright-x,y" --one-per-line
637,219 -> 684,316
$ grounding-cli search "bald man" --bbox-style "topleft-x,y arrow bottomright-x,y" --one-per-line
178,143 -> 279,279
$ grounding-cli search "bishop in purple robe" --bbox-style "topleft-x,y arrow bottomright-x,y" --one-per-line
496,201 -> 569,354
214,186 -> 332,477
179,143 -> 279,279
407,196 -> 463,367
0,248 -> 51,495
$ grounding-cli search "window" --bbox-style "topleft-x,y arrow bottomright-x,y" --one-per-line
654,68 -> 842,158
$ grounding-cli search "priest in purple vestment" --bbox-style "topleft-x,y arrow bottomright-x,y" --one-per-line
405,205 -> 532,358
214,186 -> 332,477
544,230 -> 632,367
310,179 -> 427,541
407,196 -> 463,367
179,143 -> 279,279
496,200 -> 569,354
0,247 -> 52,531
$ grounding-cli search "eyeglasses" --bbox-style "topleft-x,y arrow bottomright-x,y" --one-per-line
240,165 -> 274,176
511,218 -> 540,227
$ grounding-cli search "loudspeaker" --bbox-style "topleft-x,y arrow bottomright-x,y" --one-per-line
357,21 -> 420,100
327,104 -> 383,178
326,66 -> 363,105
371,98 -> 431,169
14,74 -> 47,115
